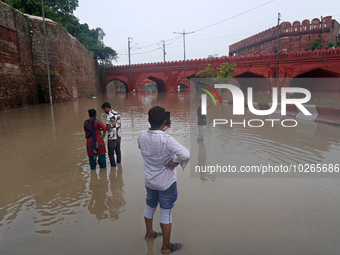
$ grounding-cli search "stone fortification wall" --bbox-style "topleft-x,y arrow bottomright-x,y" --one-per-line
229,16 -> 340,56
0,1 -> 98,110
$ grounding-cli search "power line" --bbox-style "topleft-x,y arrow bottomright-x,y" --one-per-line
117,1 -> 275,60
193,0 -> 275,33
130,36 -> 182,50
130,48 -> 161,55
117,36 -> 183,56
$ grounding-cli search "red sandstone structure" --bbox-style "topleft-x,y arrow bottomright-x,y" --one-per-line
105,47 -> 340,93
105,16 -> 340,94
0,1 -> 99,110
229,16 -> 340,56
2,0 -> 340,111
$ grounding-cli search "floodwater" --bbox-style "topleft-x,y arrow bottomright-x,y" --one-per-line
1,92 -> 340,255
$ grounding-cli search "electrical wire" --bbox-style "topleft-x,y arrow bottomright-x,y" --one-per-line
117,1 -> 275,57
193,0 -> 275,33
117,35 -> 182,56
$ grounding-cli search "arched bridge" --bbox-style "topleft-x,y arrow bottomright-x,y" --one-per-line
104,47 -> 340,93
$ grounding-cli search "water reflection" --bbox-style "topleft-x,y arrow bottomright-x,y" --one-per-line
197,140 -> 216,182
88,165 -> 125,221
1,92 -> 340,255
88,169 -> 110,220
145,238 -> 156,255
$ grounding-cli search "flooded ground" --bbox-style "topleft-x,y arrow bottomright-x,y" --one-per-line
1,92 -> 340,255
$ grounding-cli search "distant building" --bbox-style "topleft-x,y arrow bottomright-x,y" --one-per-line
229,16 -> 340,56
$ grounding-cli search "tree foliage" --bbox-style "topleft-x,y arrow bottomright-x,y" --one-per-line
207,54 -> 227,59
197,63 -> 236,100
307,38 -> 340,51
4,0 -> 117,65
306,38 -> 323,51
198,63 -> 236,79
3,0 -> 78,26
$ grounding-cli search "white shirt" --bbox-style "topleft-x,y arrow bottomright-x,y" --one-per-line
106,110 -> 121,140
138,129 -> 190,191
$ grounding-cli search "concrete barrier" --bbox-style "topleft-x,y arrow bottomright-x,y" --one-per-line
315,106 -> 340,125
284,104 -> 299,117
296,104 -> 318,121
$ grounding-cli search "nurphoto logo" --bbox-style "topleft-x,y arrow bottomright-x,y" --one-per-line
200,84 -> 312,128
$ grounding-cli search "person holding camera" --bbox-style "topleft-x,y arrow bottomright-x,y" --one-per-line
138,106 -> 190,254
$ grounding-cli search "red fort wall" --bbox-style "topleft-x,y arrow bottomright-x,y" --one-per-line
0,1 -> 99,110
229,16 -> 340,56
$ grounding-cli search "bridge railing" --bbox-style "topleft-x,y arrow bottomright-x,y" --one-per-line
107,47 -> 340,71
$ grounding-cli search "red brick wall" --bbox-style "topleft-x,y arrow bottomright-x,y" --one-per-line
0,26 -> 19,65
229,16 -> 340,57
0,1 -> 99,110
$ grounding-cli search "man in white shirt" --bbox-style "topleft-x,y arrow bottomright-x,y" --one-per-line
101,102 -> 121,167
138,106 -> 190,254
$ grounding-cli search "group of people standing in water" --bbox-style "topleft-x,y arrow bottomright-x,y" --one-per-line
84,102 -> 121,169
83,104 -> 190,254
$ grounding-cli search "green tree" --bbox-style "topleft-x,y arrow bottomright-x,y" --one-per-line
198,63 -> 236,78
207,54 -> 218,59
307,38 -> 323,50
306,38 -> 340,51
197,63 -> 236,100
3,0 -> 78,25
4,0 -> 117,66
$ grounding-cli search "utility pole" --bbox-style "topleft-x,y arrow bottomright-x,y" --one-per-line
159,40 -> 166,85
276,13 -> 281,81
161,40 -> 166,63
128,37 -> 132,85
320,16 -> 323,41
41,0 -> 52,106
173,30 -> 195,94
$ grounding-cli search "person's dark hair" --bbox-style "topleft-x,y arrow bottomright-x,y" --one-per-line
88,108 -> 96,118
148,106 -> 166,128
101,102 -> 111,109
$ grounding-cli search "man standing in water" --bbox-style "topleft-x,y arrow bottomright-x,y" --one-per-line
101,102 -> 121,167
138,106 -> 190,254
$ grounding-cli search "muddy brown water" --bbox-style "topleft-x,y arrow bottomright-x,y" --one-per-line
1,92 -> 340,255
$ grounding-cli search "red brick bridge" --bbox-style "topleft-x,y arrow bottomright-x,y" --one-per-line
104,47 -> 340,93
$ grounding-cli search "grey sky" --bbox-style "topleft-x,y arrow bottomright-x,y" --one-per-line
74,0 -> 340,66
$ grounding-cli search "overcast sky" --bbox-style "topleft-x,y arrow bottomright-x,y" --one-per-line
74,0 -> 340,66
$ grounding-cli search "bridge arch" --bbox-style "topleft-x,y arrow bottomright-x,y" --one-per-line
235,71 -> 267,78
177,78 -> 191,92
147,76 -> 166,92
106,78 -> 128,93
177,72 -> 200,92
291,68 -> 340,92
294,68 -> 340,78
134,76 -> 166,93
235,71 -> 270,91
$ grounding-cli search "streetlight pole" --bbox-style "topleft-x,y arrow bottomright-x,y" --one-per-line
174,30 -> 194,94
276,13 -> 281,81
320,16 -> 323,41
128,37 -> 132,85
41,0 -> 52,106
161,40 -> 166,63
